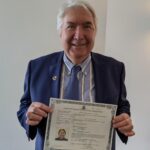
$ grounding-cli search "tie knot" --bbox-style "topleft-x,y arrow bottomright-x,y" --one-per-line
71,65 -> 81,74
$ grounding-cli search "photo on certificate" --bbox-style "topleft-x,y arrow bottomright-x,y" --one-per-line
44,98 -> 117,150
55,128 -> 68,141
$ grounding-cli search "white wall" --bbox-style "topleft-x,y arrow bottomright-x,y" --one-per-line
0,0 -> 107,150
105,0 -> 150,150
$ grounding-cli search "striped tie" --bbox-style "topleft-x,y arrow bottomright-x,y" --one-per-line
64,65 -> 81,100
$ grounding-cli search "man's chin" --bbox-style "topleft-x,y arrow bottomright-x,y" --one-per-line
70,51 -> 85,58
69,52 -> 89,63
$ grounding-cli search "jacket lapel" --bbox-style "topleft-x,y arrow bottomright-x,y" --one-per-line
91,53 -> 106,103
48,52 -> 64,98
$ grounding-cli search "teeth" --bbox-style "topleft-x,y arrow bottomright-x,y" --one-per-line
72,44 -> 86,46
73,45 -> 85,47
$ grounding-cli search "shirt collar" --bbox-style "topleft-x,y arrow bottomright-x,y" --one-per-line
63,54 -> 91,75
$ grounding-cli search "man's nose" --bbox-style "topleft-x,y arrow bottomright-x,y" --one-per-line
74,26 -> 84,40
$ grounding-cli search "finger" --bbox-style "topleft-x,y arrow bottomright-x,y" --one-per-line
27,112 -> 43,121
124,131 -> 135,137
33,102 -> 52,113
28,102 -> 52,118
118,124 -> 134,133
113,117 -> 132,128
26,119 -> 40,126
31,107 -> 48,118
113,119 -> 128,128
113,113 -> 129,123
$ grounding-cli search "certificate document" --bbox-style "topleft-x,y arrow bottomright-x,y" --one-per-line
44,98 -> 117,150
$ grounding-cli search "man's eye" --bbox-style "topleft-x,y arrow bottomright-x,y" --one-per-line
84,25 -> 92,29
67,25 -> 75,29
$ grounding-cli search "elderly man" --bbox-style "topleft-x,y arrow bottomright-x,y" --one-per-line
17,0 -> 135,150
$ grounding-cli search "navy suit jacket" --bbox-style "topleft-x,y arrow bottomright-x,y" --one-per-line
17,51 -> 130,150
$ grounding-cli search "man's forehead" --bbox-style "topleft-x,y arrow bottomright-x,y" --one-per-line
63,14 -> 94,25
64,21 -> 93,26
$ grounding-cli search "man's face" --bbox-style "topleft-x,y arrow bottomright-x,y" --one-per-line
60,7 -> 96,64
58,130 -> 66,139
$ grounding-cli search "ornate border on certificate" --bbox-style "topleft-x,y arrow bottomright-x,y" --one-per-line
44,98 -> 117,150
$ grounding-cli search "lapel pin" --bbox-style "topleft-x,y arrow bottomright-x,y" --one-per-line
52,76 -> 57,80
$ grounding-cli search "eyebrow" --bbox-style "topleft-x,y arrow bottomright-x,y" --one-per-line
66,21 -> 93,26
65,22 -> 75,25
84,21 -> 93,25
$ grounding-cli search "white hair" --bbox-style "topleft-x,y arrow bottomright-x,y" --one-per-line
56,0 -> 97,32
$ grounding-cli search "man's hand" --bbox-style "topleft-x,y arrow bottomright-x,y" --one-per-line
112,113 -> 135,137
26,102 -> 52,126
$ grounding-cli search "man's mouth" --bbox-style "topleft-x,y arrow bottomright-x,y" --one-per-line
71,43 -> 87,47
